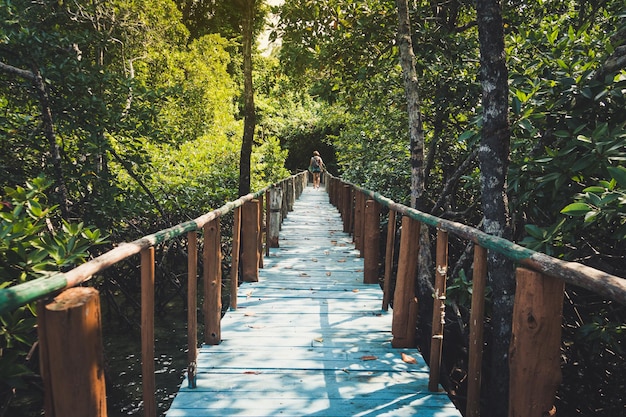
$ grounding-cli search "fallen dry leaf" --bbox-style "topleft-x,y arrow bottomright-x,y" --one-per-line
243,371 -> 261,375
401,352 -> 417,364
361,355 -> 378,361
300,273 -> 309,277
352,289 -> 359,293
337,259 -> 346,263
244,312 -> 256,317
314,337 -> 324,343
311,258 -> 318,262
326,272 -> 332,276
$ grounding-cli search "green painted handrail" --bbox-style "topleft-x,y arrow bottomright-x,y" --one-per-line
330,174 -> 626,305
0,172 -> 306,315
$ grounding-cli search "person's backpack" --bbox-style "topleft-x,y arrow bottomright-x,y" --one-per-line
311,156 -> 320,168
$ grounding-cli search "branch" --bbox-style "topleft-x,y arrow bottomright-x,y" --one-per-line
0,60 -> 70,218
593,45 -> 626,82
431,147 -> 479,214
0,60 -> 36,80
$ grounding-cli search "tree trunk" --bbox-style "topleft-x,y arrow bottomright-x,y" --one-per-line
0,61 -> 70,218
395,0 -> 436,365
395,0 -> 425,211
395,0 -> 434,358
238,0 -> 256,196
476,0 -> 515,415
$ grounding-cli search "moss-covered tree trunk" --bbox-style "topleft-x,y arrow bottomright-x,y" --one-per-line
476,0 -> 515,415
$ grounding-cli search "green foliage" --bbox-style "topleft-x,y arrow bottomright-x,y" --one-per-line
576,315 -> 625,356
276,0 -> 482,210
0,176 -> 106,400
446,269 -> 492,310
0,176 -> 107,284
506,5 -> 626,271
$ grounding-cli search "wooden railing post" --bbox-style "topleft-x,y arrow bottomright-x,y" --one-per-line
391,216 -> 420,348
382,209 -> 397,311
327,177 -> 333,204
187,231 -> 198,388
268,187 -> 283,247
265,189 -> 271,257
354,191 -> 364,253
230,207 -> 242,310
509,268 -> 564,417
336,182 -> 344,219
141,247 -> 156,417
241,199 -> 260,282
257,193 -> 264,269
281,180 -> 289,222
37,287 -> 107,417
429,229 -> 448,392
204,218 -> 222,345
467,244 -> 487,417
363,199 -> 381,284
342,185 -> 352,233
286,177 -> 295,212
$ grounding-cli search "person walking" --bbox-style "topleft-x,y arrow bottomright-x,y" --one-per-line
308,150 -> 325,189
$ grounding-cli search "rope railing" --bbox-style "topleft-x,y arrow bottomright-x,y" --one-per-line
324,173 -> 626,417
0,171 -> 308,416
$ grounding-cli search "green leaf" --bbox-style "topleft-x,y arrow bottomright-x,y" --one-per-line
524,224 -> 545,239
583,186 -> 606,193
584,210 -> 599,223
561,202 -> 592,216
607,166 -> 626,188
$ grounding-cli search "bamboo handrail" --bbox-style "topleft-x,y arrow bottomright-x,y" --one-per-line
325,173 -> 626,417
329,174 -> 626,305
3,170 -> 624,417
0,173 -> 307,315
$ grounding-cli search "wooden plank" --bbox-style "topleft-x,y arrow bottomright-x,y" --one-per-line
166,186 -> 461,417
508,268 -> 564,417
187,231 -> 198,388
467,244 -> 487,417
230,207 -> 241,310
203,219 -> 221,345
429,229 -> 448,391
39,288 -> 107,417
382,209 -> 397,311
141,247 -> 156,417
391,216 -> 420,348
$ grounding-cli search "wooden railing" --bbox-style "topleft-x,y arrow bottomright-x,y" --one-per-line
3,170 -> 625,417
324,174 -> 626,417
0,171 -> 308,417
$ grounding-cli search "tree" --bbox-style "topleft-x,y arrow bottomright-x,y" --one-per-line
238,0 -> 257,196
475,0 -> 514,415
395,0 -> 425,211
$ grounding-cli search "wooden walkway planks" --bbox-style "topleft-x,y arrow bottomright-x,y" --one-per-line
166,186 -> 462,417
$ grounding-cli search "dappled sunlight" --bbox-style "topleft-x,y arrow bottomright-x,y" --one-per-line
166,186 -> 460,416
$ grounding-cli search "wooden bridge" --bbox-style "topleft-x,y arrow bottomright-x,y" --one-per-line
1,171 -> 625,417
166,185 -> 461,416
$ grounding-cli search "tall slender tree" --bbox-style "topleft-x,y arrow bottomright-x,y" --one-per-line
395,0 -> 435,347
395,0 -> 425,211
238,0 -> 257,196
476,0 -> 515,415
